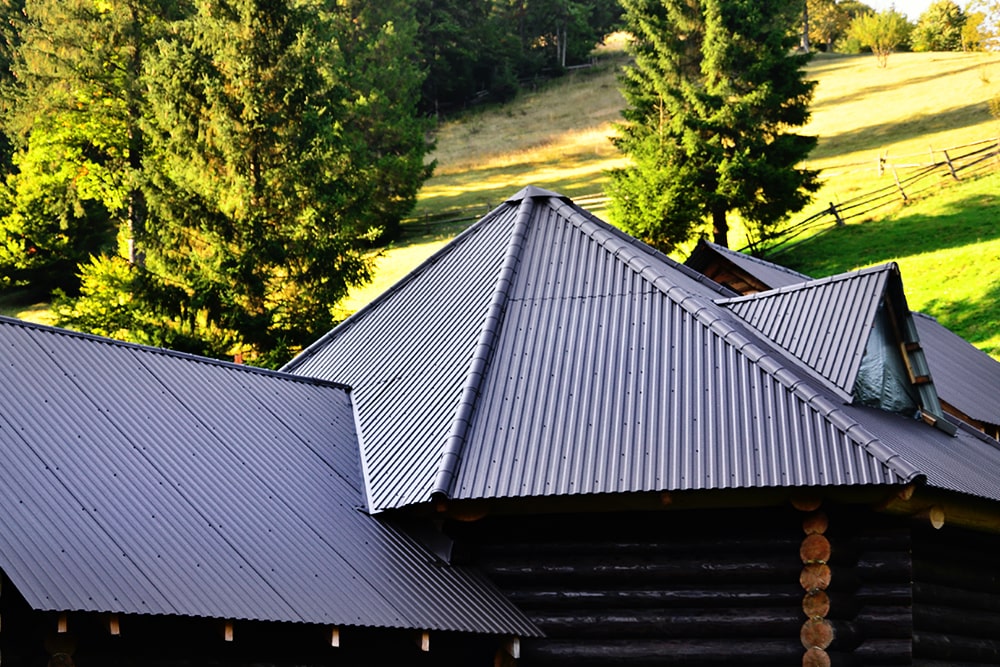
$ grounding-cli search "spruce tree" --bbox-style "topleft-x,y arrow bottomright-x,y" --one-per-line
608,0 -> 819,253
128,0 -> 428,365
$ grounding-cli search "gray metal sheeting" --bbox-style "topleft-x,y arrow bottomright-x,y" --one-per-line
720,265 -> 892,396
286,188 -> 939,509
913,312 -> 1000,425
843,405 -> 1000,502
687,240 -> 811,289
0,318 -> 537,635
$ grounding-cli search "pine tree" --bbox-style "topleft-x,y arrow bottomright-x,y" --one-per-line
607,0 -> 819,253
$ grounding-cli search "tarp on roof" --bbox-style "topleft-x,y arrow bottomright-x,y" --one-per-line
0,317 -> 538,636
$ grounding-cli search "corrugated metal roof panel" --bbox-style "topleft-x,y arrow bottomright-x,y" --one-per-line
448,205 -> 914,500
686,240 -> 812,290
0,317 -> 538,636
719,265 -> 892,395
844,405 -> 1000,502
913,312 -> 1000,426
285,202 -> 522,512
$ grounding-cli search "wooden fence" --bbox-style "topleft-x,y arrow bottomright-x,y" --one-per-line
764,137 -> 1000,258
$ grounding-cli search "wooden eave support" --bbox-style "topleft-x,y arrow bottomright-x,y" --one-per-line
224,620 -> 234,642
877,486 -> 1000,533
505,636 -> 521,659
415,630 -> 430,652
330,626 -> 340,647
108,613 -> 121,636
57,612 -> 68,634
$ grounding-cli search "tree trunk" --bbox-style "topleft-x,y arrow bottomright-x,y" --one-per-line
801,4 -> 811,52
712,208 -> 729,248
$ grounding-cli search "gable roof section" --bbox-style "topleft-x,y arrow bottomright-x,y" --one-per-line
0,317 -> 537,636
717,264 -> 892,398
286,188 -> 930,510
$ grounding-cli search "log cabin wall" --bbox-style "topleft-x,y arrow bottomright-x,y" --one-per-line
912,524 -> 1000,666
452,505 -> 915,667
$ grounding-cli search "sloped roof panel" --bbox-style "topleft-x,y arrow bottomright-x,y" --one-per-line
0,318 -> 537,636
686,240 -> 812,290
448,213 -> 914,500
720,265 -> 892,395
913,312 -> 1000,425
844,405 -> 1000,502
284,204 -> 522,512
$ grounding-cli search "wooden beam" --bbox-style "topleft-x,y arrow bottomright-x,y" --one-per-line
330,626 -> 340,648
878,488 -> 1000,533
57,612 -> 68,634
505,636 -> 521,659
108,614 -> 121,636
416,630 -> 430,652
224,620 -> 234,642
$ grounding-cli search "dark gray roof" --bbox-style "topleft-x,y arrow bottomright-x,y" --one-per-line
686,240 -> 811,290
718,264 -> 894,399
0,316 -> 538,636
913,312 -> 1000,426
685,245 -> 1000,433
288,187 -> 1000,509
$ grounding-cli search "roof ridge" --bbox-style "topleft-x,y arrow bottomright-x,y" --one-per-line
717,262 -> 899,305
282,200 -> 516,374
431,194 -> 537,499
0,315 -> 350,392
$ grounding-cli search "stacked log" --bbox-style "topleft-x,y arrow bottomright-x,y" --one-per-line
799,509 -> 833,667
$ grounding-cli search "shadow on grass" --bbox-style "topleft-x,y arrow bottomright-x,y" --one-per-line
812,102 -> 991,160
922,280 -> 1000,354
778,189 -> 1000,278
810,61 -> 988,112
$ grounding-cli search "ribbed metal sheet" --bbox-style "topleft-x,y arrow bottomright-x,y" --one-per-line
285,188 -> 933,509
449,203 -> 916,499
913,312 -> 1000,425
686,240 -> 811,290
0,318 -> 537,636
843,404 -> 1000,502
720,265 -> 893,395
285,202 -> 522,511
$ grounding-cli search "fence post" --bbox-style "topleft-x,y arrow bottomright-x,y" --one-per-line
891,167 -> 908,201
829,202 -> 845,226
943,150 -> 959,181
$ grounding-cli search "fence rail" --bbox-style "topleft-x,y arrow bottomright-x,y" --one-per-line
764,136 -> 1000,258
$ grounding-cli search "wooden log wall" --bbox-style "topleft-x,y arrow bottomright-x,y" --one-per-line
452,506 -> 915,666
912,525 -> 1000,666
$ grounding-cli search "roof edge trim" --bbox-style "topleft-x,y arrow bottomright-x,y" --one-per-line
431,195 -> 536,499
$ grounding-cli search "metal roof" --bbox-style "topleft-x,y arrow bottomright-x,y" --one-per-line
285,188 -> 954,509
0,317 -> 538,636
913,312 -> 1000,426
718,265 -> 895,398
686,240 -> 811,290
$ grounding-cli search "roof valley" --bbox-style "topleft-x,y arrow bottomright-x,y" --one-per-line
431,195 -> 537,500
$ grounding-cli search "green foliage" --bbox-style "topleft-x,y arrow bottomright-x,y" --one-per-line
846,8 -> 913,66
608,0 -> 819,253
808,0 -> 873,52
912,0 -> 966,52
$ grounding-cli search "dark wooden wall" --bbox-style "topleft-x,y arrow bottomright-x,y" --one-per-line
452,505 -> 916,667
912,524 -> 1000,666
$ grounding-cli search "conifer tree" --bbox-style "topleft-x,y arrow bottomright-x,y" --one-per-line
608,0 -> 819,252
125,0 -> 428,364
